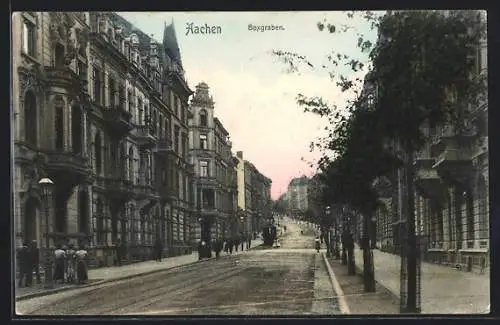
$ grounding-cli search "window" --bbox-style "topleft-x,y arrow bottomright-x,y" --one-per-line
78,60 -> 88,82
93,67 -> 102,104
127,91 -> 133,113
108,77 -> 116,107
128,147 -> 134,182
96,198 -> 105,245
174,126 -> 180,152
71,105 -> 83,154
55,105 -> 64,150
199,110 -> 207,127
22,20 -> 36,57
24,91 -> 37,146
95,132 -> 102,174
162,169 -> 167,185
200,160 -> 209,177
138,98 -> 143,124
54,43 -> 65,67
200,134 -> 208,150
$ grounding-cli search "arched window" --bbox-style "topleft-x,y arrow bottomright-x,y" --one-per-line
199,109 -> 207,127
54,43 -> 65,67
24,91 -> 37,146
128,147 -> 134,182
94,132 -> 102,174
72,105 -> 83,154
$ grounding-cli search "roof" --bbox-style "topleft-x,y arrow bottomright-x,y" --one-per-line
163,21 -> 183,67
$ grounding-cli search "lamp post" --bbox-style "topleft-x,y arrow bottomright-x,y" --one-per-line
325,206 -> 331,257
38,177 -> 54,289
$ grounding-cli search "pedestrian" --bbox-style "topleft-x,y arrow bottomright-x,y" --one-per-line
29,240 -> 41,285
229,239 -> 234,254
215,239 -> 222,259
223,238 -> 228,255
65,243 -> 76,284
17,242 -> 31,288
75,244 -> 88,285
154,237 -> 163,262
248,234 -> 252,249
115,238 -> 122,266
234,239 -> 239,252
53,244 -> 66,284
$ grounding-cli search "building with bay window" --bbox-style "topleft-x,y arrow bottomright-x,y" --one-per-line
13,11 -> 194,268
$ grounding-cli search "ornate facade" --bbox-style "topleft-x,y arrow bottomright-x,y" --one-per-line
13,12 -> 194,268
188,82 -> 238,244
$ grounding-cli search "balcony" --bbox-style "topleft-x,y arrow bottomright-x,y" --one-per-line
98,177 -> 134,200
133,125 -> 158,149
197,177 -> 218,187
133,183 -> 157,200
199,204 -> 218,216
414,168 -> 447,201
44,151 -> 91,186
44,66 -> 82,90
432,147 -> 473,185
14,141 -> 40,164
154,137 -> 174,155
101,105 -> 134,136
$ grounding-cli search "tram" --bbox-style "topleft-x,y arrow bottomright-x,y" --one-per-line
262,224 -> 277,246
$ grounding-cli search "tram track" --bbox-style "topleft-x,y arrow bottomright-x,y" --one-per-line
26,258 -> 237,315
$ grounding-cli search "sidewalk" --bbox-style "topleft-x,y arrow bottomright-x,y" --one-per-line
352,244 -> 489,314
16,240 -> 263,301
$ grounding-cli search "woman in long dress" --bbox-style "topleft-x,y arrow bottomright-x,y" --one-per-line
53,245 -> 66,283
65,243 -> 76,284
75,245 -> 88,285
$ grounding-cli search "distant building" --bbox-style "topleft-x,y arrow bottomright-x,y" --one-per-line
286,176 -> 309,214
234,151 -> 272,234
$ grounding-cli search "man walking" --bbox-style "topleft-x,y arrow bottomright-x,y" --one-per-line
154,237 -> 163,262
17,243 -> 31,287
29,240 -> 41,284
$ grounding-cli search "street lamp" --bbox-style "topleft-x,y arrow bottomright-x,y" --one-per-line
38,177 -> 54,289
325,206 -> 331,257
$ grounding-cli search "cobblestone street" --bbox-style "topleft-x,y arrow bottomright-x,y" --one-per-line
16,223 -> 340,316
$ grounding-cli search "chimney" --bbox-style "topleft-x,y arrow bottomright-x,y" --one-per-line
236,151 -> 243,159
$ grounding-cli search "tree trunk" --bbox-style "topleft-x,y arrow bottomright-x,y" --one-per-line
405,150 -> 420,313
362,213 -> 376,292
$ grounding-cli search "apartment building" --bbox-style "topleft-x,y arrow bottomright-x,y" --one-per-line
12,12 -> 194,267
188,82 -> 238,244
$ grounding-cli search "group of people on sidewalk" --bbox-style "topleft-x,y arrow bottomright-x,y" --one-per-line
17,240 -> 89,288
197,233 -> 258,260
53,243 -> 89,285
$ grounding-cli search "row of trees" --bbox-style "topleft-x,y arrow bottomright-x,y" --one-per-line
274,10 -> 486,313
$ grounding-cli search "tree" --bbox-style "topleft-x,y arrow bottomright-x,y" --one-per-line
272,10 -> 486,311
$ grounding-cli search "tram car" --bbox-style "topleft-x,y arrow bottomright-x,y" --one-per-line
262,224 -> 277,246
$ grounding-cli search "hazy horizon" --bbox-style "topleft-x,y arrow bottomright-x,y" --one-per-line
118,11 -> 379,199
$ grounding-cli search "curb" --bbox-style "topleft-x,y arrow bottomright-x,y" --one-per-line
321,252 -> 350,314
16,257 -> 209,302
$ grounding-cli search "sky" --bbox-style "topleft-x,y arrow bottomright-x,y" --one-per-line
119,11 -> 380,200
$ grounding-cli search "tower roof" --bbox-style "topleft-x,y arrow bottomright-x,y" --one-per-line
163,20 -> 182,66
